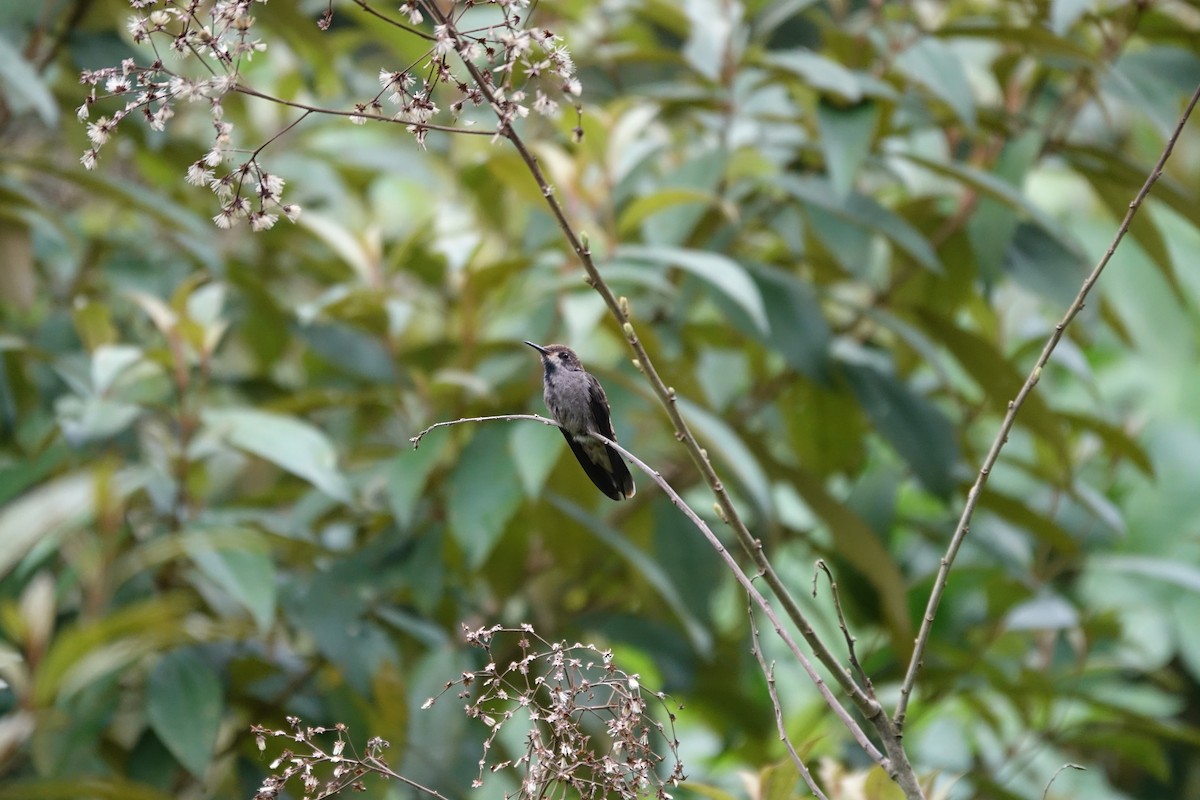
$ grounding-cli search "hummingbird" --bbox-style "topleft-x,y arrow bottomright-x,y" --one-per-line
525,341 -> 636,501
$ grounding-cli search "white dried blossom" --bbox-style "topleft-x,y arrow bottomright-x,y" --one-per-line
213,206 -> 236,229
86,117 -> 115,146
432,24 -> 454,57
147,104 -> 174,131
249,210 -> 277,231
398,2 -> 422,24
185,162 -> 213,186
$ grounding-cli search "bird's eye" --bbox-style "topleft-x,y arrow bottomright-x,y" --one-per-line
559,353 -> 568,360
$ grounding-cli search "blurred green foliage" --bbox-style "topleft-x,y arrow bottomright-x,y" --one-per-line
2,0 -> 1200,798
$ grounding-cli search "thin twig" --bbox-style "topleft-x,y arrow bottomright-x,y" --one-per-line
231,83 -> 496,135
1041,763 -> 1085,800
410,413 -> 559,447
364,756 -> 456,800
894,80 -> 1200,728
813,560 -> 874,699
748,601 -> 831,800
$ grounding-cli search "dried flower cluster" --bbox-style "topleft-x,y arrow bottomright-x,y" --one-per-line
78,0 -> 583,229
430,624 -> 686,800
252,625 -> 684,800
348,1 -> 583,146
78,0 -> 298,230
250,717 -> 384,799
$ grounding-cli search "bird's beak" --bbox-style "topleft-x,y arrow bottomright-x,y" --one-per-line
524,341 -> 550,355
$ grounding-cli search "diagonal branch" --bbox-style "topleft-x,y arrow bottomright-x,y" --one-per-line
894,80 -> 1200,727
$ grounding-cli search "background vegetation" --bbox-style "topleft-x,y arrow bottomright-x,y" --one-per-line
2,0 -> 1200,798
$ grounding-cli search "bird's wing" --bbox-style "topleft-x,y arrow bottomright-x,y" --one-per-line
587,374 -> 635,499
587,374 -> 617,439
558,428 -> 624,501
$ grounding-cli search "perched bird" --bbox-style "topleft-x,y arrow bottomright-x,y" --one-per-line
525,341 -> 635,501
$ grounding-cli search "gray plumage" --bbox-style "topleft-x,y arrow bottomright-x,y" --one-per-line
525,341 -> 635,501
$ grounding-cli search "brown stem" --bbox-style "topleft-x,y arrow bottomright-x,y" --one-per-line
894,80 -> 1200,728
748,603 -> 831,800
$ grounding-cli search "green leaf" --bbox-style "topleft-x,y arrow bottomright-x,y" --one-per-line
1049,0 -> 1093,36
1005,592 -> 1079,631
682,0 -> 739,81
616,245 -> 770,333
0,36 -> 57,125
900,150 -> 1058,234
677,398 -> 773,517
1105,48 -> 1200,138
446,426 -> 523,568
508,419 -> 562,498
917,311 -> 1066,459
201,407 -> 351,502
27,160 -> 216,269
1091,555 -> 1200,594
804,204 -> 873,278
184,531 -> 277,632
759,757 -> 799,800
299,323 -> 397,382
281,544 -> 399,691
389,433 -> 448,527
760,50 -> 866,101
749,264 -> 831,379
1061,411 -> 1154,477
617,188 -> 719,238
779,176 -> 942,273
964,131 -> 1042,284
550,496 -> 713,656
978,492 -> 1078,553
146,649 -> 222,778
939,21 -> 1095,60
37,595 -> 196,705
0,472 -> 94,580
1061,143 -> 1200,232
781,381 -> 866,475
90,345 -> 145,395
1004,222 -> 1090,307
817,101 -> 879,198
894,35 -> 976,126
838,359 -> 959,497
1172,593 -> 1200,683
751,0 -> 821,40
56,396 -> 142,446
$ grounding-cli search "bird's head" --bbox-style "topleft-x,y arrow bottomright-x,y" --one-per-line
524,341 -> 584,372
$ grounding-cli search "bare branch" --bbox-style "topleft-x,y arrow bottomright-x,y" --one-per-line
409,413 -> 559,447
1042,763 -> 1085,800
748,602 -> 831,800
813,560 -> 874,700
895,80 -> 1200,727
